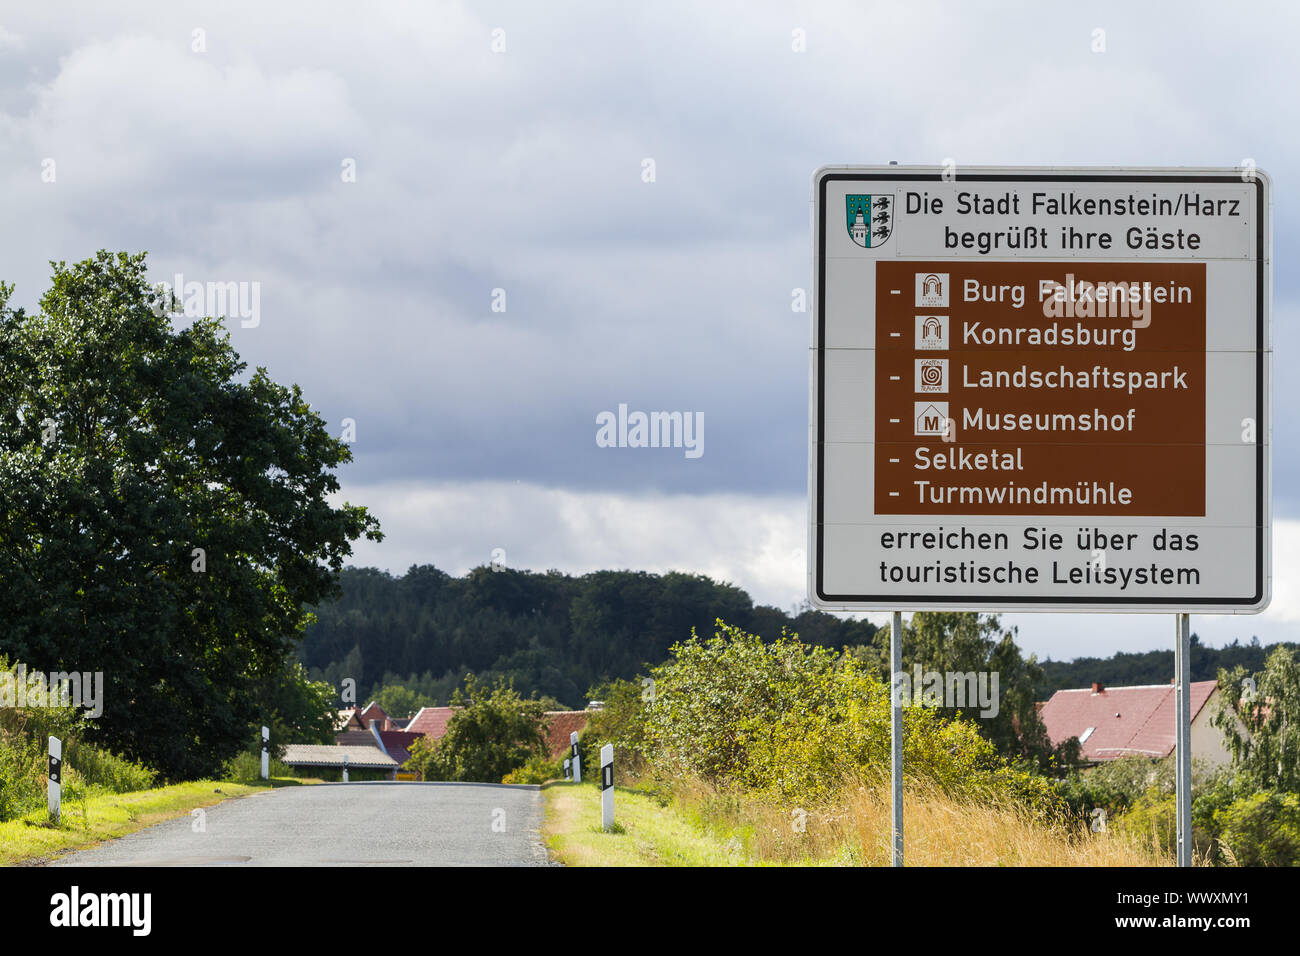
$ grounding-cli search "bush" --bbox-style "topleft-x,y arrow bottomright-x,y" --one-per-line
574,679 -> 650,786
502,754 -> 565,785
1214,790 -> 1300,866
220,750 -> 293,784
638,620 -> 1062,814
404,674 -> 548,782
0,737 -> 43,822
65,743 -> 157,794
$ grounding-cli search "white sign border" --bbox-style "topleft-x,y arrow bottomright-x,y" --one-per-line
808,165 -> 1271,614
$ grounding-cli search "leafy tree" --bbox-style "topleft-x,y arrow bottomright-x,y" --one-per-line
256,660 -> 339,755
861,612 -> 1071,769
370,683 -> 437,719
1213,645 -> 1300,792
0,252 -> 380,778
404,674 -> 547,782
302,564 -> 878,707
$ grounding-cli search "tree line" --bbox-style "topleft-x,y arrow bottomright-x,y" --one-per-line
300,565 -> 880,709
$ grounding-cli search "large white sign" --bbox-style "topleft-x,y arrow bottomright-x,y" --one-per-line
809,166 -> 1270,612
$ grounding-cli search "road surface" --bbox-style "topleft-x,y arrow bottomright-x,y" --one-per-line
51,782 -> 551,866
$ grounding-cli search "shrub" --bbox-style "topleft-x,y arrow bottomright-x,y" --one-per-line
0,737 -> 43,822
502,754 -> 565,785
65,743 -> 157,794
638,620 -> 1063,814
1214,790 -> 1300,866
405,674 -> 548,782
220,750 -> 293,784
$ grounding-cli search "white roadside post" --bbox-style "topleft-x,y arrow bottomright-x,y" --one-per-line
1175,613 -> 1193,866
563,757 -> 572,781
260,725 -> 269,780
890,611 -> 903,867
600,744 -> 614,830
570,731 -> 581,784
342,752 -> 350,783
48,736 -> 62,824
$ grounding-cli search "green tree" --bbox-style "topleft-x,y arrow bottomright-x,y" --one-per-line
864,612 -> 1069,769
404,674 -> 547,782
256,660 -> 339,755
370,683 -> 436,719
1213,645 -> 1300,792
0,252 -> 380,778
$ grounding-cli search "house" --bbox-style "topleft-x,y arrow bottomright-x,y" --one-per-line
358,701 -> 394,731
334,707 -> 364,731
280,744 -> 399,777
405,706 -> 459,741
1040,680 -> 1233,767
543,711 -> 591,759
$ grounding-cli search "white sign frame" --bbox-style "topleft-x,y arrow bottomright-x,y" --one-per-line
809,166 -> 1271,613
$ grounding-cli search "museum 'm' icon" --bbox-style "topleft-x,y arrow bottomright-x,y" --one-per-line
914,401 -> 950,437
846,194 -> 893,248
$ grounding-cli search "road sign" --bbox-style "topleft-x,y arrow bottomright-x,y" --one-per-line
810,166 -> 1270,612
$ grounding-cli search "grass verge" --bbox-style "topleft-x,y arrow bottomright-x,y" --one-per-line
543,778 -> 1176,867
542,781 -> 793,866
0,777 -> 309,866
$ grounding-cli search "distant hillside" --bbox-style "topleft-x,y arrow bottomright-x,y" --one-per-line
300,565 -> 878,709
1035,635 -> 1297,700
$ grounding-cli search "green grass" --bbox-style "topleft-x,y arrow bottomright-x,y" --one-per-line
542,781 -> 792,866
0,776 -> 310,866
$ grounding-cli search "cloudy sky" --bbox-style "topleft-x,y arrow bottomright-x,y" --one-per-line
0,1 -> 1296,661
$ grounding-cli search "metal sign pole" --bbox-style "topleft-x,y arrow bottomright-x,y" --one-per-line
1174,613 -> 1192,866
891,610 -> 903,867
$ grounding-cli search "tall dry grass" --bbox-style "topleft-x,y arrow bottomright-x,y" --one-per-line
676,775 -> 1185,866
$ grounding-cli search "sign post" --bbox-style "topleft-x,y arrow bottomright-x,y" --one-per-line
261,725 -> 269,781
811,166 -> 1271,868
1175,613 -> 1193,865
570,731 -> 581,784
48,736 -> 62,824
890,611 -> 903,866
600,744 -> 614,830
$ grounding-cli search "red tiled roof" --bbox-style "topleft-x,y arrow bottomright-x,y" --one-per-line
544,711 -> 590,759
406,706 -> 459,740
1041,681 -> 1218,761
376,730 -> 422,766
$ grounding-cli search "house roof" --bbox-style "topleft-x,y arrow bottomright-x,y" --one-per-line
376,730 -> 422,766
1041,681 -> 1218,761
406,706 -> 458,740
334,708 -> 363,731
543,711 -> 590,759
335,730 -> 384,748
280,745 -> 399,769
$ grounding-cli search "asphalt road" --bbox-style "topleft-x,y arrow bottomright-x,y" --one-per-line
51,782 -> 551,867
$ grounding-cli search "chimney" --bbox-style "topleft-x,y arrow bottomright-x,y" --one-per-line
1091,682 -> 1104,694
